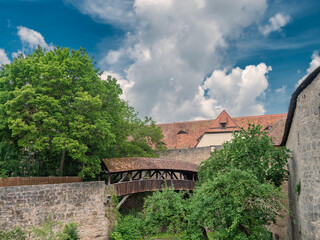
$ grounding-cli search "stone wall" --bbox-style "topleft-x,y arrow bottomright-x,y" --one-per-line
286,72 -> 320,239
0,181 -> 115,240
160,146 -> 221,165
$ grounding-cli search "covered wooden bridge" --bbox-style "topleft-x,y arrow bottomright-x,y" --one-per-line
101,157 -> 198,196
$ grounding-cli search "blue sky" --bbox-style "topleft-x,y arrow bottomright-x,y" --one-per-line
0,0 -> 319,123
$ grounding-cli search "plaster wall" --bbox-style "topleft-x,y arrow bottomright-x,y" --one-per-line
196,132 -> 233,147
286,72 -> 320,240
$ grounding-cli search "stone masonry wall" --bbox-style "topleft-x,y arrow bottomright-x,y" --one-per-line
159,146 -> 218,165
0,181 -> 115,240
286,72 -> 320,240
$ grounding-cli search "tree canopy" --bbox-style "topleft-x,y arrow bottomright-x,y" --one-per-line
0,47 -> 164,178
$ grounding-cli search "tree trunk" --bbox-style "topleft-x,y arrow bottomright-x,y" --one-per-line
58,149 -> 65,175
201,227 -> 209,239
240,223 -> 251,236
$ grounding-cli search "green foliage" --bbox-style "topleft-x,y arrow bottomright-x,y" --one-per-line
199,124 -> 290,187
62,223 -> 80,240
142,187 -> 188,238
0,47 -> 164,178
0,226 -> 27,240
0,221 -> 79,240
110,214 -> 144,240
189,169 -> 284,240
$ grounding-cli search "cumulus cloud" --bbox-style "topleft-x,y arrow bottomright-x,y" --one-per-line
201,63 -> 271,117
0,49 -> 11,65
64,0 -> 135,28
259,13 -> 291,36
296,51 -> 320,87
17,26 -> 54,50
70,0 -> 270,122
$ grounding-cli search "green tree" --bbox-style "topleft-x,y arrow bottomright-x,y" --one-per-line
190,125 -> 290,239
142,187 -> 188,238
189,169 -> 285,239
0,47 -> 164,178
199,124 -> 290,187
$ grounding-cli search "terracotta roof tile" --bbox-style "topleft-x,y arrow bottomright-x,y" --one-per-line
158,112 -> 288,149
205,110 -> 241,133
102,157 -> 198,173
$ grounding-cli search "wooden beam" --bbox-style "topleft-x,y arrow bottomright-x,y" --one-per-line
132,171 -> 140,180
118,172 -> 129,183
117,195 -> 130,209
140,171 -> 149,180
172,172 -> 179,180
158,171 -> 166,180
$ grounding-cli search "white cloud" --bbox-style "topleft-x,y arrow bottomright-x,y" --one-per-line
71,0 -> 270,122
17,26 -> 54,50
259,13 -> 291,36
64,0 -> 135,28
296,51 -> 320,87
0,49 -> 11,65
201,63 -> 271,117
275,85 -> 287,94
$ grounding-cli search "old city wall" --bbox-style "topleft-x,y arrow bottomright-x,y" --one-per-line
159,146 -> 217,165
0,181 -> 115,240
286,73 -> 320,240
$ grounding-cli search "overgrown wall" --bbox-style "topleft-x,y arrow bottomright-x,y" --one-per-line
286,72 -> 320,239
0,181 -> 115,240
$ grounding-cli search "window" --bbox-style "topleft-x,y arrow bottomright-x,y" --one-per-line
264,126 -> 272,131
220,123 -> 226,130
177,130 -> 187,134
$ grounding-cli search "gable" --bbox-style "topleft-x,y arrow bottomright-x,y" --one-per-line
205,110 -> 241,133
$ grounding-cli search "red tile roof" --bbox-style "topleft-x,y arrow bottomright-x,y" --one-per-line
102,157 -> 198,173
158,112 -> 287,149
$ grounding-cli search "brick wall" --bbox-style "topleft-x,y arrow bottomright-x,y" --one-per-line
286,72 -> 320,240
0,181 -> 115,240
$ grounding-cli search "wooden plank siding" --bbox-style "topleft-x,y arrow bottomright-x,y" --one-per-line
113,179 -> 195,196
0,176 -> 82,187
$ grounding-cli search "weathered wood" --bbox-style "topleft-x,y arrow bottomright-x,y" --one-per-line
117,195 -> 130,209
119,172 -> 129,183
113,179 -> 196,196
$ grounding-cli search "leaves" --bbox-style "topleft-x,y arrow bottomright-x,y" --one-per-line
199,124 -> 290,187
0,47 -> 164,178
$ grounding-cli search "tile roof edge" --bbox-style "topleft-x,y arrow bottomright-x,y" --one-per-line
157,113 -> 288,126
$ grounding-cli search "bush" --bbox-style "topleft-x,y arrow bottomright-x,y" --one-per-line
62,223 -> 80,240
0,222 -> 80,240
0,226 -> 27,240
110,214 -> 144,240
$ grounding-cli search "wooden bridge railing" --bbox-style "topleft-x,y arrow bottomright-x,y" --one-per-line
0,176 -> 82,187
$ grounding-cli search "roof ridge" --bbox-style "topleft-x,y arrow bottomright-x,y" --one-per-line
157,113 -> 287,125
157,118 -> 214,125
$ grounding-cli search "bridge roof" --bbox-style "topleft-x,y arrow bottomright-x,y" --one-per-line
102,157 -> 198,173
